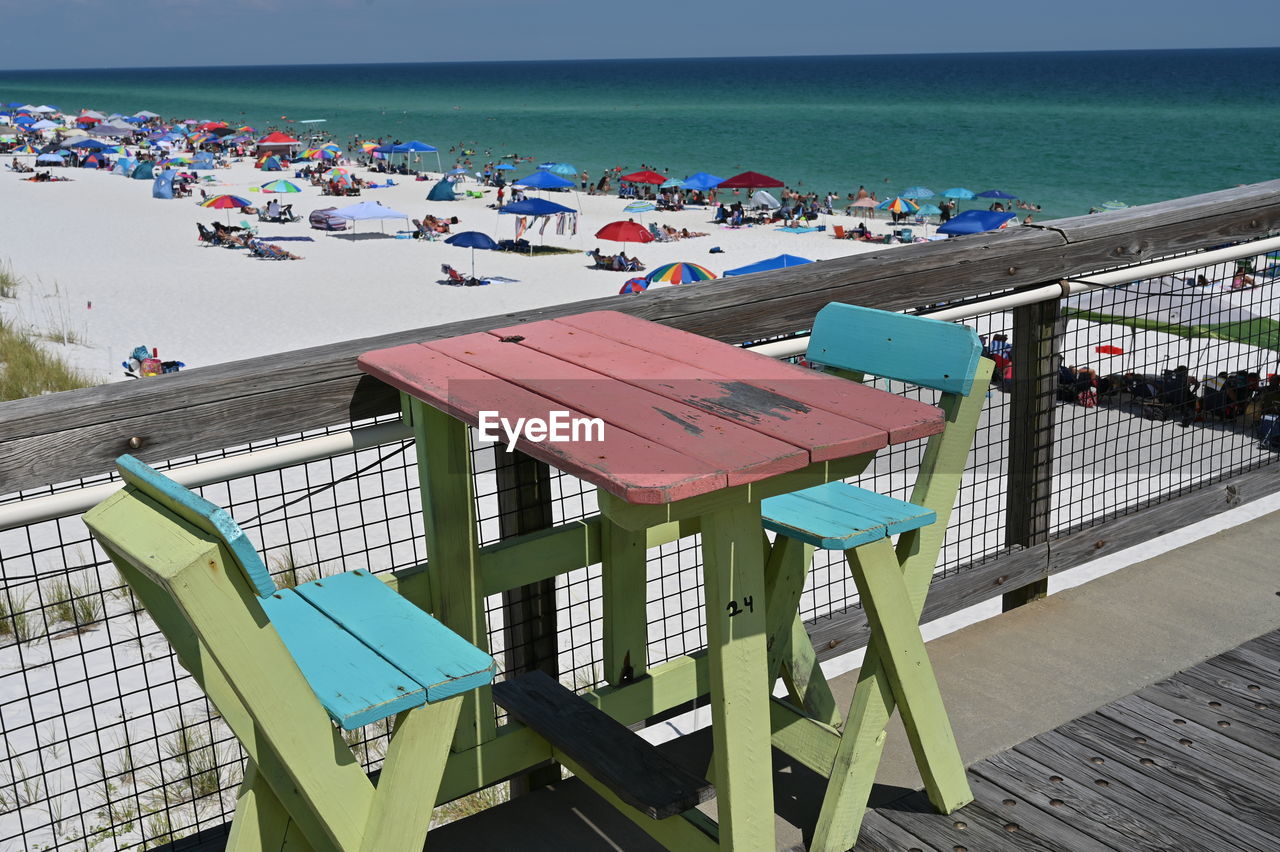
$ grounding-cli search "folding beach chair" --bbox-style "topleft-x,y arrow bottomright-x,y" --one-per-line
84,456 -> 495,852
758,303 -> 992,851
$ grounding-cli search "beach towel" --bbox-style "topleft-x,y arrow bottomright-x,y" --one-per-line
775,226 -> 821,233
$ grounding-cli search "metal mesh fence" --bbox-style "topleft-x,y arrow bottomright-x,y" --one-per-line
2,241 -> 1278,849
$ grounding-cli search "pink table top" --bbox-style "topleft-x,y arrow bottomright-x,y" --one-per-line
358,311 -> 944,505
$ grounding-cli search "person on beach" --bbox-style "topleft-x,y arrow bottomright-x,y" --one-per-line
496,185 -> 505,207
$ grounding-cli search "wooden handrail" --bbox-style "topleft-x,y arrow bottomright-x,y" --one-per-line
2,180 -> 1278,494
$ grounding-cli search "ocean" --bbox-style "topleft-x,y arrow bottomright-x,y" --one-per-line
2,48 -> 1278,219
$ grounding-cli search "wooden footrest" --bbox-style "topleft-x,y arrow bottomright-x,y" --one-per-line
492,671 -> 713,819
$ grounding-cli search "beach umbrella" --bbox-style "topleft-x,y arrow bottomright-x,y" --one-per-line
624,201 -> 656,213
878,196 -> 919,214
12,144 -> 37,154
660,177 -> 685,189
646,262 -> 717,285
514,170 -> 573,189
36,152 -> 64,163
300,147 -> 339,160
937,210 -> 1017,235
976,189 -> 1018,200
202,193 -> 253,223
619,277 -> 650,295
444,230 -> 499,279
682,172 -> 724,191
915,203 -> 942,216
495,163 -> 516,170
499,198 -> 576,216
260,179 -> 301,193
595,220 -> 654,248
723,254 -> 813,277
620,169 -> 667,185
851,197 -> 878,216
901,186 -> 935,199
541,162 -> 578,177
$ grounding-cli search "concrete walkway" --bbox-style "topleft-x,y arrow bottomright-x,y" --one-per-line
429,507 -> 1280,850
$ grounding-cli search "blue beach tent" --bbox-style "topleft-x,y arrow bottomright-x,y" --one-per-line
682,172 -> 724,191
723,254 -> 814,277
131,161 -> 155,180
427,179 -> 456,201
151,169 -> 176,199
513,170 -> 574,190
191,152 -> 215,170
936,210 -> 1017,235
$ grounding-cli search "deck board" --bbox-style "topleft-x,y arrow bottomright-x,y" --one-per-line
851,626 -> 1280,851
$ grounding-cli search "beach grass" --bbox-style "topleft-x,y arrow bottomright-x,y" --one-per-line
0,316 -> 97,401
0,260 -> 18,299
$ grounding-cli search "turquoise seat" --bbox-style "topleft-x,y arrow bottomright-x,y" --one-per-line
113,454 -> 495,730
762,482 -> 935,550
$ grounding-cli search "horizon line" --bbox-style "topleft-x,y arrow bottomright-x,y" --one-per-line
1,45 -> 1277,75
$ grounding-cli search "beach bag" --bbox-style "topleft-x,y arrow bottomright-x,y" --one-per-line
1257,414 -> 1280,449
1078,390 -> 1098,408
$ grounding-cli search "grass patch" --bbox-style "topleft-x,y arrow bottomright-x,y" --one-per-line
504,245 -> 581,257
0,260 -> 18,299
0,316 -> 96,401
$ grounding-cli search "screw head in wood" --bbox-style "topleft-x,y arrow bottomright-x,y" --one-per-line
127,436 -> 144,449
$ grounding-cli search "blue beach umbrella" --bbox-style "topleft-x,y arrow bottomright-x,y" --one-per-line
624,201 -> 656,213
901,186 -> 934,199
619,277 -> 650,295
723,254 -> 813,277
942,187 -> 975,199
915,203 -> 942,216
36,152 -> 64,163
444,230 -> 499,278
660,177 -> 685,189
494,163 -> 516,170
937,210 -> 1017,235
498,198 -> 576,216
976,189 -> 1018,200
541,162 -> 578,177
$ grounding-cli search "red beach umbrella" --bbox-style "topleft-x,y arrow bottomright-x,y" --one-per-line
619,169 -> 667,185
595,221 -> 654,244
719,170 -> 784,189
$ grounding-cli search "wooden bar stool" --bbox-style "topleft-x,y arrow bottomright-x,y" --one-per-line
759,303 -> 993,852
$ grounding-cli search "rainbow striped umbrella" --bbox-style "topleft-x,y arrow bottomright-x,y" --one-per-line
201,193 -> 251,209
260,179 -> 301,193
301,147 -> 340,160
12,144 -> 37,154
619,277 -> 650,295
646,262 -> 717,285
878,196 -> 919,214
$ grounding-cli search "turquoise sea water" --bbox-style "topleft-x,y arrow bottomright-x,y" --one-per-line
2,49 -> 1278,219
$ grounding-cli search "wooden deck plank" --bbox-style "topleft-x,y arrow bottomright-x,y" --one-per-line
988,746 -> 1214,852
878,792 -> 1058,852
1136,679 -> 1280,758
356,342 -> 724,504
853,808 -> 941,852
486,319 -> 890,460
425,332 -> 808,486
1099,697 -> 1280,791
1053,716 -> 1280,847
554,311 -> 946,443
962,771 -> 1119,852
1216,644 -> 1280,690
1019,726 -> 1273,852
1174,664 -> 1280,727
1238,631 -> 1280,659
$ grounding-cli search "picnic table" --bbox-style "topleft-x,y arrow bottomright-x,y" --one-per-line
358,307 -> 987,850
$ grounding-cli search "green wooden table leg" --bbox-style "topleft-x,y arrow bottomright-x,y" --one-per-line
227,759 -> 310,852
701,502 -> 775,852
406,397 -> 496,755
603,520 -> 649,686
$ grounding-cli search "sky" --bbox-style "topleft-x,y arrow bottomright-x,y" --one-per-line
0,0 -> 1276,70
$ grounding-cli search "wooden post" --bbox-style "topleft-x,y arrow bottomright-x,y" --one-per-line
495,448 -> 561,795
1003,298 -> 1059,610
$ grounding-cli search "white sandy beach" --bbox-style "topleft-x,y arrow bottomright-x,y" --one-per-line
1,157 -> 915,380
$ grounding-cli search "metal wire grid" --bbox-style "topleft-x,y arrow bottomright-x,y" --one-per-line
4,249 -> 1280,847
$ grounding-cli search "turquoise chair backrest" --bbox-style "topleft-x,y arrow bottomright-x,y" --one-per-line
114,455 -> 278,598
807,303 -> 984,396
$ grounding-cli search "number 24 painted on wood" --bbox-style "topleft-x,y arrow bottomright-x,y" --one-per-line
725,596 -> 754,617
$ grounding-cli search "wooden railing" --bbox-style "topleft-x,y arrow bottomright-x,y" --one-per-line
1,180 -> 1279,851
